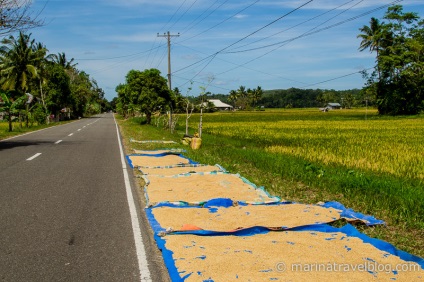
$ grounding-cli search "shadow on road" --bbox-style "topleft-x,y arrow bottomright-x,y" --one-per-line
0,140 -> 53,151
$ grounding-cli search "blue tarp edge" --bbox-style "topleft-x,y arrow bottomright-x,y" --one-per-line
321,201 -> 385,226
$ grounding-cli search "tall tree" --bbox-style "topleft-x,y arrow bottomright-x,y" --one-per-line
0,32 -> 44,95
359,5 -> 423,115
357,17 -> 386,80
51,52 -> 77,69
0,32 -> 44,127
118,68 -> 171,124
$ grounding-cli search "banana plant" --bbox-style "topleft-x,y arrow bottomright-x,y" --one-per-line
0,92 -> 27,132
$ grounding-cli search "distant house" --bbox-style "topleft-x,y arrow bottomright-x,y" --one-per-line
327,103 -> 341,109
203,99 -> 233,111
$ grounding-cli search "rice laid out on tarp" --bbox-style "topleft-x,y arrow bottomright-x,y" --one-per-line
139,164 -> 225,176
150,203 -> 341,232
142,172 -> 279,206
133,149 -> 185,155
160,225 -> 424,281
126,154 -> 193,168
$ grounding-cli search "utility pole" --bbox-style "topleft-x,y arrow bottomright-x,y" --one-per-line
157,31 -> 180,90
157,31 -> 180,133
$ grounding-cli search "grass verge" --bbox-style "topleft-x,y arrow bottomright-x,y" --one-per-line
0,121 -> 71,140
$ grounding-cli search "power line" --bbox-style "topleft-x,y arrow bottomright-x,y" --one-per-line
228,0 -> 357,52
223,0 -> 402,54
168,0 -> 200,30
159,0 -> 188,32
177,0 -> 261,44
175,42 -> 308,86
173,0 -> 314,75
301,67 -> 374,89
215,0 -> 366,76
180,0 -> 229,35
75,44 -> 165,61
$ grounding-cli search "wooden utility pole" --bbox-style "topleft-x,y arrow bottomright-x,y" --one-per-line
157,31 -> 179,133
157,31 -> 180,90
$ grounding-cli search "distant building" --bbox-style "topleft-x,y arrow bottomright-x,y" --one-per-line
201,99 -> 233,111
327,103 -> 341,109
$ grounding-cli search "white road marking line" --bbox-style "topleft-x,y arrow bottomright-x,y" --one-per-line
77,129 -> 81,131
114,115 -> 152,282
68,133 -> 74,136
55,140 -> 63,144
27,153 -> 42,161
83,126 -> 86,128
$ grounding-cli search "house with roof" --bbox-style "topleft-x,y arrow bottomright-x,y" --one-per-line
201,99 -> 233,111
327,103 -> 341,109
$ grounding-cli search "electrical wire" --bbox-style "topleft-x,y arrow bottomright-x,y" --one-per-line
301,67 -> 374,89
223,0 -> 402,54
168,0 -> 200,30
173,0 -> 313,75
177,0 -> 261,44
228,0 -> 357,52
181,0 -> 229,35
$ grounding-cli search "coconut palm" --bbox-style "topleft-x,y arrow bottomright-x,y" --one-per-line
32,42 -> 53,123
0,32 -> 44,94
357,17 -> 385,79
51,52 -> 77,69
228,89 -> 238,109
0,32 -> 45,129
251,86 -> 263,107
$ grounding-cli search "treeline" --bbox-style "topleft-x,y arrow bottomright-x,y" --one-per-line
260,88 -> 363,109
0,32 -> 111,132
206,88 -> 363,109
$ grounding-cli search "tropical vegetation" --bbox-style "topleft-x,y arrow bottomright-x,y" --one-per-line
0,32 -> 111,132
358,5 -> 424,115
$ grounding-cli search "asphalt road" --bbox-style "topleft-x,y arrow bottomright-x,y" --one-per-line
0,113 -> 169,281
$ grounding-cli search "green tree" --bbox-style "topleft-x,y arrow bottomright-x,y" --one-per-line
228,89 -> 238,109
251,86 -> 263,108
51,52 -> 77,70
44,63 -> 72,118
359,5 -> 423,115
119,69 -> 171,124
0,32 -> 45,127
236,85 -> 249,110
358,17 -> 387,80
0,32 -> 44,96
32,42 -> 52,123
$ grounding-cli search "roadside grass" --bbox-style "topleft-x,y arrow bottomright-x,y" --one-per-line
116,112 -> 424,258
0,121 -> 71,140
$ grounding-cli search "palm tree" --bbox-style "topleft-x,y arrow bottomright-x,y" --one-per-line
51,52 -> 77,69
357,17 -> 385,79
236,86 -> 248,110
0,32 -> 45,128
251,86 -> 263,108
0,32 -> 43,93
32,42 -> 53,123
228,89 -> 238,109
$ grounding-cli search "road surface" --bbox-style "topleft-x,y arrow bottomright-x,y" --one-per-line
0,113 -> 168,281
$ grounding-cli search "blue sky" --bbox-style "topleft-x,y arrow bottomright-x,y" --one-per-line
28,0 -> 424,101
